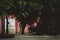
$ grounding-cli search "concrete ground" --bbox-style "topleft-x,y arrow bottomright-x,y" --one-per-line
0,35 -> 60,40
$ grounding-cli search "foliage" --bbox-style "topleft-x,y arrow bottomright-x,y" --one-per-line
0,0 -> 57,21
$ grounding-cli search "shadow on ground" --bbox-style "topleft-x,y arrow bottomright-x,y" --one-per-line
0,34 -> 14,39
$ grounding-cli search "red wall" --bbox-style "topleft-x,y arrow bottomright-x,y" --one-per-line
0,18 -> 2,34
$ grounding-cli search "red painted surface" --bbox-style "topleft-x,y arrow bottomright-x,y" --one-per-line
0,18 -> 2,33
24,24 -> 30,33
15,20 -> 18,33
33,22 -> 37,28
32,16 -> 40,28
